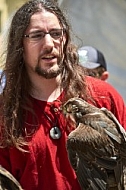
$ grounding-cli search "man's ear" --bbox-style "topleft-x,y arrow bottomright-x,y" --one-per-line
100,71 -> 109,81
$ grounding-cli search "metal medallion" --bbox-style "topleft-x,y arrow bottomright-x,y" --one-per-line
49,126 -> 61,139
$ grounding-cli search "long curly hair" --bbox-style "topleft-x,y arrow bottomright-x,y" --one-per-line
0,0 -> 88,150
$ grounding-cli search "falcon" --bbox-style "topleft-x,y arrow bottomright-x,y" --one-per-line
0,165 -> 23,190
63,97 -> 126,190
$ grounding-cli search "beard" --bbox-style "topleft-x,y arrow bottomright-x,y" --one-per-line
35,60 -> 63,79
35,66 -> 62,79
34,46 -> 65,79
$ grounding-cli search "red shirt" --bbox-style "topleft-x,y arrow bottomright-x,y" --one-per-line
0,76 -> 125,190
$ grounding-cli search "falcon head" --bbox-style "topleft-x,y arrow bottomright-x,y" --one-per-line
62,97 -> 91,122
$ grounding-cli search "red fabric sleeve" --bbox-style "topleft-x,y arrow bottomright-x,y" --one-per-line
86,76 -> 126,130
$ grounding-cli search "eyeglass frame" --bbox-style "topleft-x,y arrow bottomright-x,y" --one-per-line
23,28 -> 65,42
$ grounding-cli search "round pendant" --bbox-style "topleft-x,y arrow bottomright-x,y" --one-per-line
50,126 -> 61,139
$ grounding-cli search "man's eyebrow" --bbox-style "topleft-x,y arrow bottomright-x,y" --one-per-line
28,30 -> 43,34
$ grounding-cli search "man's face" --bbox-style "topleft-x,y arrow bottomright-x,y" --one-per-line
23,10 -> 66,79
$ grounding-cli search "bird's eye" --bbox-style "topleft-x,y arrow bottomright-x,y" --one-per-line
72,105 -> 79,112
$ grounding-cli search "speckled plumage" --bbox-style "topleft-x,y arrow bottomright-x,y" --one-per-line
63,97 -> 126,190
0,165 -> 23,190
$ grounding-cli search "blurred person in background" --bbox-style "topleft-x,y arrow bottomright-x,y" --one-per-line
78,46 -> 109,81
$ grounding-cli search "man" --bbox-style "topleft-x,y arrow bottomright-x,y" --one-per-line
0,0 -> 125,190
78,46 -> 109,81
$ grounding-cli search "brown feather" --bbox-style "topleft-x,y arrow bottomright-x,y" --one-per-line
63,97 -> 126,190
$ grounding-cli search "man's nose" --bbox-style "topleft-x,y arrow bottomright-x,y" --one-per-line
42,34 -> 54,49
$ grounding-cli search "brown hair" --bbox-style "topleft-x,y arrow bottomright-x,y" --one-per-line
0,0 -> 88,150
86,66 -> 106,79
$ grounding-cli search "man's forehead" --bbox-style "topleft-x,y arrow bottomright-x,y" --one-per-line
30,11 -> 59,24
25,11 -> 60,32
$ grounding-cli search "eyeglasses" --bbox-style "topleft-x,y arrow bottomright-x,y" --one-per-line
24,29 -> 64,42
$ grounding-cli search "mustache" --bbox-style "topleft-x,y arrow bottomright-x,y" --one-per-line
38,49 -> 64,67
39,49 -> 59,59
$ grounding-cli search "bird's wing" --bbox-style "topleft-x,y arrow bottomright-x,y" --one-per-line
99,108 -> 126,158
64,98 -> 126,188
74,151 -> 108,190
101,107 -> 126,141
81,111 -> 122,144
0,165 -> 23,190
67,123 -> 119,189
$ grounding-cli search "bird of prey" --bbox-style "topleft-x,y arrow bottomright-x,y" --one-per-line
0,165 -> 23,190
63,97 -> 126,190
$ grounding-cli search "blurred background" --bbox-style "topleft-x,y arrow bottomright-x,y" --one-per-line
0,0 -> 126,102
